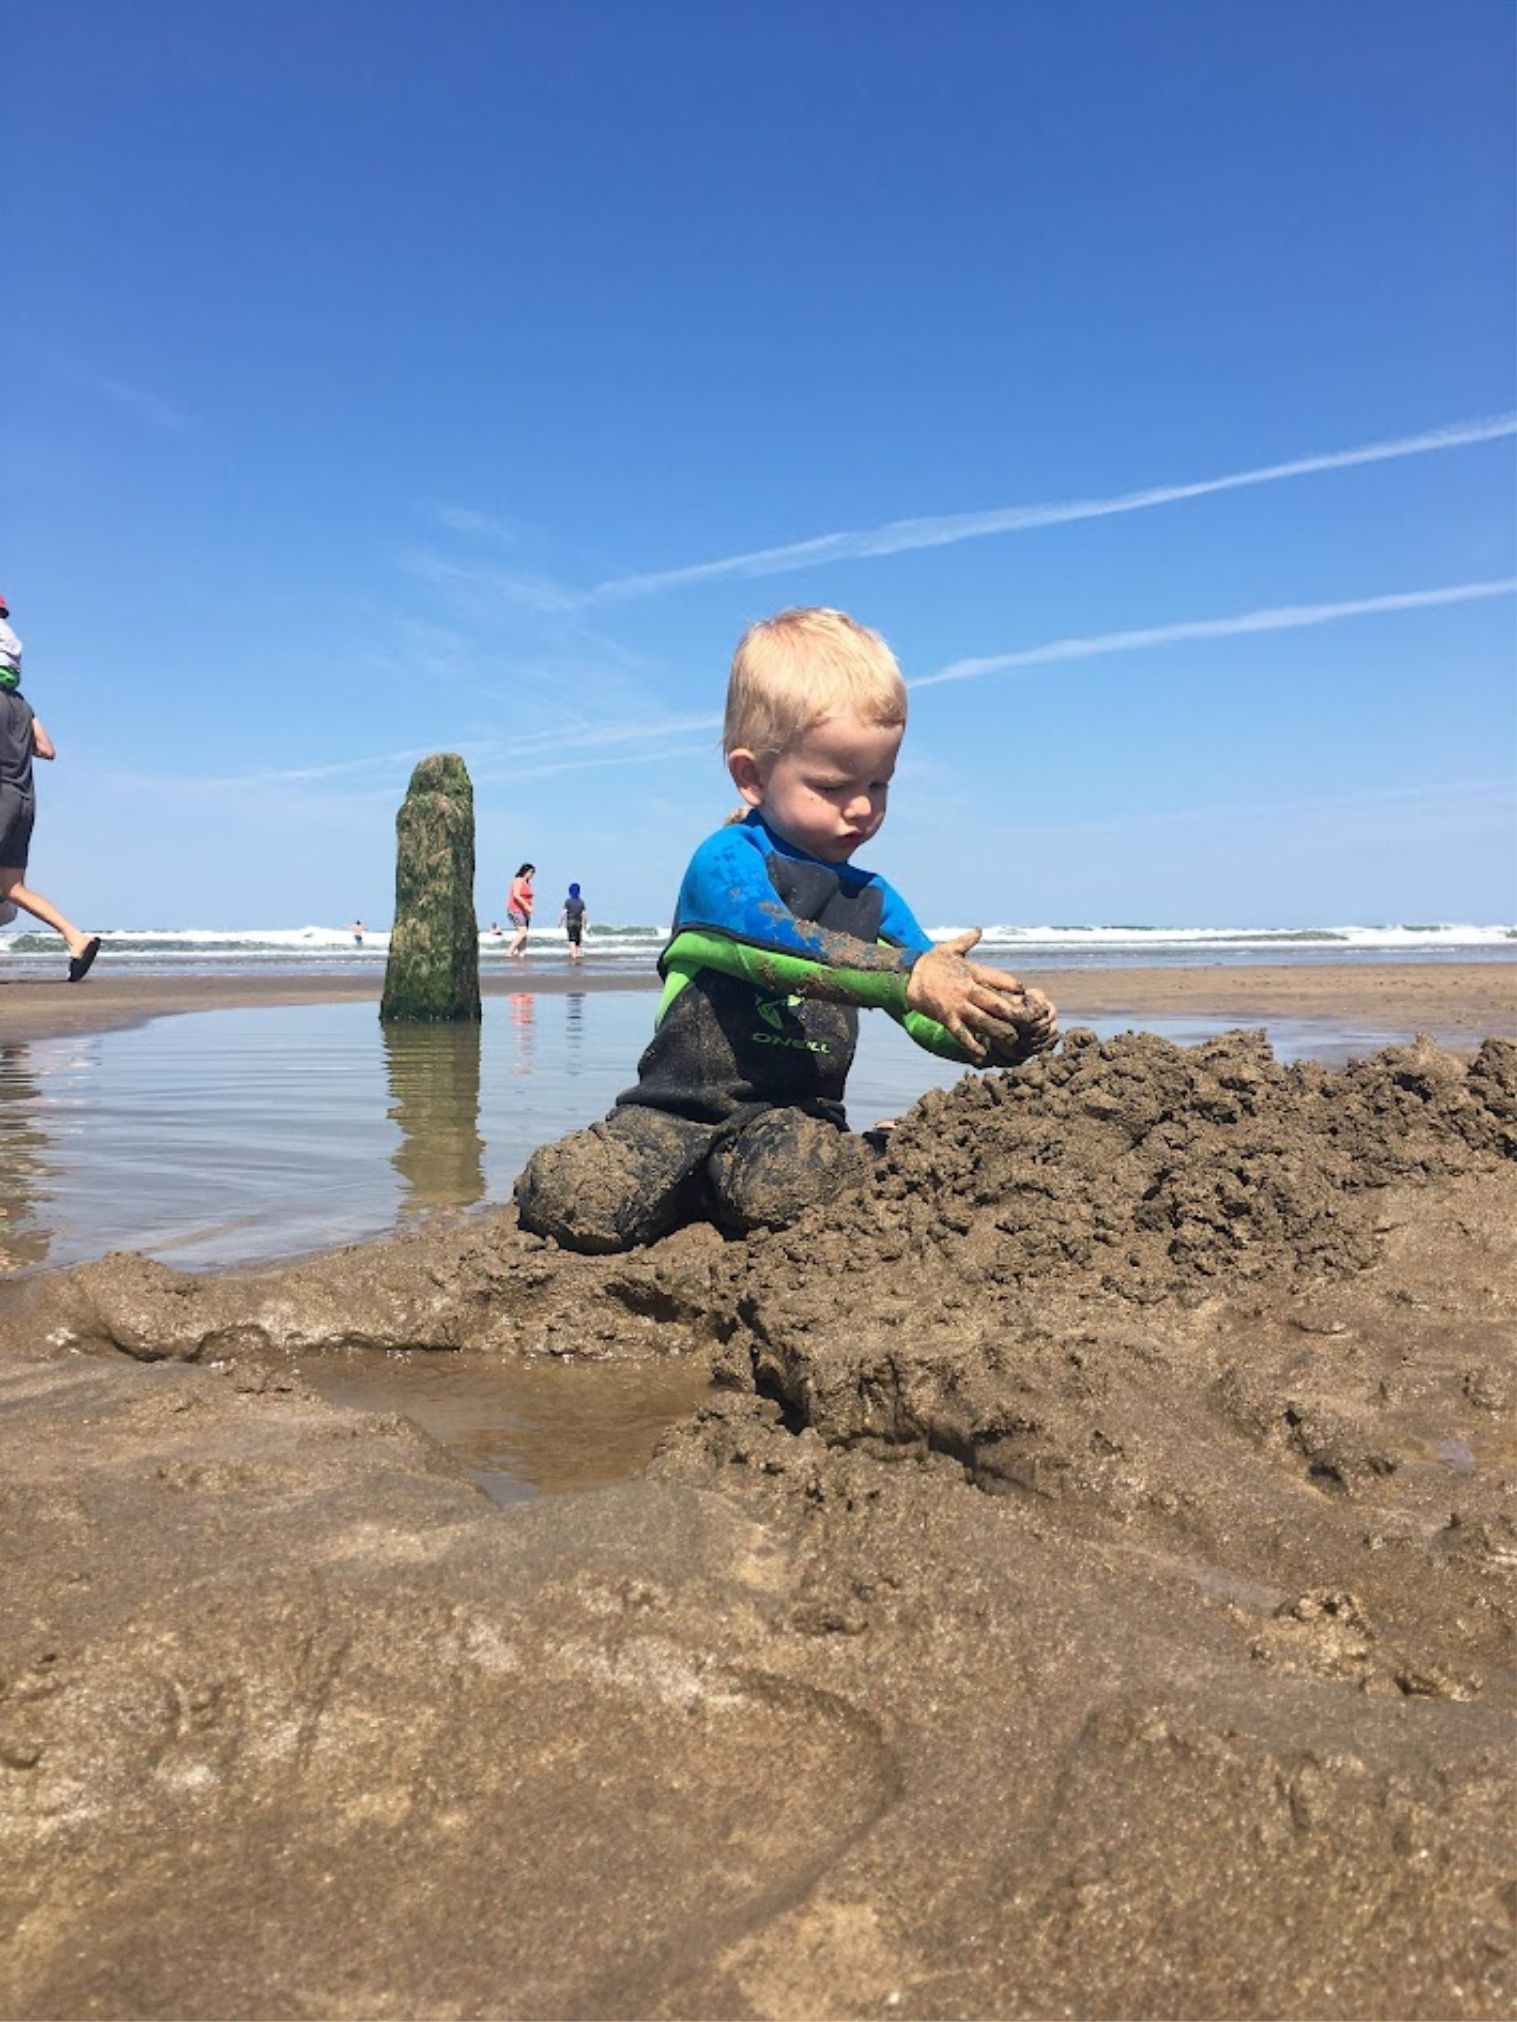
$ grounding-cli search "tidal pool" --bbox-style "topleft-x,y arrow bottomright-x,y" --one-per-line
0,991 -> 1436,1274
301,1348 -> 717,1508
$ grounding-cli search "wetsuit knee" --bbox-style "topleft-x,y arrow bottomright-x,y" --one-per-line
514,1108 -> 714,1254
706,1109 -> 875,1236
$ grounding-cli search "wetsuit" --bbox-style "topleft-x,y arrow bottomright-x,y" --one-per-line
621,810 -> 965,1125
515,811 -> 970,1252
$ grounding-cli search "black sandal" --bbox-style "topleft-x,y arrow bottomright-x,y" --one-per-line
67,936 -> 101,983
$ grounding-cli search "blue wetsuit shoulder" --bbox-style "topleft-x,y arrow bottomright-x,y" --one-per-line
672,812 -> 928,966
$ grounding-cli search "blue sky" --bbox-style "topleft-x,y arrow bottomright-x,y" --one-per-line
5,0 -> 1514,929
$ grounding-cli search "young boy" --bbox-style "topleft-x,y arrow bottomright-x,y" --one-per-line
559,882 -> 588,962
515,607 -> 1056,1252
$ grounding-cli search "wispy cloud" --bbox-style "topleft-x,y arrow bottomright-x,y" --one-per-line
113,741 -> 505,799
978,774 -> 1515,845
117,708 -> 719,808
431,505 -> 520,548
89,372 -> 194,432
134,576 -> 1512,817
911,579 -> 1517,690
401,550 -> 581,615
474,741 -> 715,786
505,711 -> 720,757
583,413 -> 1517,603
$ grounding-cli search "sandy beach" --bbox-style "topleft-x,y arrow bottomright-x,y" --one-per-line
1,1021 -> 1514,2018
8,1 -> 1510,2011
0,956 -> 1512,1044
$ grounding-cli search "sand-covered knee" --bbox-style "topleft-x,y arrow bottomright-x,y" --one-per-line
515,1110 -> 710,1253
709,1110 -> 875,1234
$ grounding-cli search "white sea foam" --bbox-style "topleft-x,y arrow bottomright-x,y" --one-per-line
937,923 -> 1517,950
0,920 -> 1511,966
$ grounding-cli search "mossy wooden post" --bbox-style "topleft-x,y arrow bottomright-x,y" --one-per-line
380,753 -> 482,1023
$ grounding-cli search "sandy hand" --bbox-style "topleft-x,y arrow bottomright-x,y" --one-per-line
906,929 -> 1059,1064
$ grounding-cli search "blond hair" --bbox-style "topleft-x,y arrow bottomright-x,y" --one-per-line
723,608 -> 907,758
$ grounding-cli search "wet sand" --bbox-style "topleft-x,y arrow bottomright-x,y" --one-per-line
1034,955 -> 1516,1040
1,1029 -> 1513,2018
0,962 -> 654,1041
0,956 -> 1511,1044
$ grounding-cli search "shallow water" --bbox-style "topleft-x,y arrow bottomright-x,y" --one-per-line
0,991 -> 1462,1274
301,1348 -> 716,1508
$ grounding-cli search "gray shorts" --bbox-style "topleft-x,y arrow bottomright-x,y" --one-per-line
0,785 -> 34,869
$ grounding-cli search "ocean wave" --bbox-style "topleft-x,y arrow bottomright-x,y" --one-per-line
0,924 -> 670,956
1,921 -> 1511,962
943,924 -> 1517,949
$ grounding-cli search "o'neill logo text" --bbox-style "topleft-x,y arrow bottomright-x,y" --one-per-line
752,994 -> 830,1054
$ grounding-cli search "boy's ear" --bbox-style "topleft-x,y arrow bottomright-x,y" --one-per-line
726,747 -> 767,809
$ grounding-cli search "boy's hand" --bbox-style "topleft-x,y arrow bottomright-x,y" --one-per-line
907,929 -> 1059,1064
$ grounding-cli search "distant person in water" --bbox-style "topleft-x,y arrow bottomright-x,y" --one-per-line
0,592 -> 100,982
506,863 -> 535,958
347,919 -> 365,947
559,882 -> 589,963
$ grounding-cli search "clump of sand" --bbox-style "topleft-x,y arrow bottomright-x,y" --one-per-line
743,1029 -> 1517,1303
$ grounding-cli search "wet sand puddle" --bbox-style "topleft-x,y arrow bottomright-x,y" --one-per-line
301,1347 -> 716,1507
0,993 -> 1463,1275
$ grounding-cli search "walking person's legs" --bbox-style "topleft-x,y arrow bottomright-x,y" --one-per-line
0,866 -> 99,978
0,787 -> 98,978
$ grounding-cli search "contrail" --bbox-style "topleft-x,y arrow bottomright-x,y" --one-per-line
588,413 -> 1517,602
911,580 -> 1517,690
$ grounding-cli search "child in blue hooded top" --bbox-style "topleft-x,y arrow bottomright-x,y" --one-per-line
515,607 -> 1057,1252
559,882 -> 588,962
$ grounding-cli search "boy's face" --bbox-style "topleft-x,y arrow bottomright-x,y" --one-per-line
730,710 -> 904,864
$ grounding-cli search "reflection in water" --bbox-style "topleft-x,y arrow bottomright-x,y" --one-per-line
383,1022 -> 485,1212
0,994 -> 1453,1277
508,992 -> 535,1077
565,990 -> 585,1074
302,1349 -> 715,1506
0,1042 -> 53,1270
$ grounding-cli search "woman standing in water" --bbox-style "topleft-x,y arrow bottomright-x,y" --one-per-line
505,863 -> 535,959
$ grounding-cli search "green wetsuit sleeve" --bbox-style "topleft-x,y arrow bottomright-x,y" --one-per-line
662,928 -> 912,1013
662,927 -> 979,1065
896,1005 -> 977,1064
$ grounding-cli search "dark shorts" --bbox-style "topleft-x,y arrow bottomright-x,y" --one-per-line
566,922 -> 583,945
0,785 -> 34,869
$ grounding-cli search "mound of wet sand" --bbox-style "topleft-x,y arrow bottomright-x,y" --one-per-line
749,1027 -> 1517,1305
1,1033 -> 1513,2019
712,1031 -> 1517,1461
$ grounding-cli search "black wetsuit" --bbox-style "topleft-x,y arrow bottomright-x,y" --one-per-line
515,812 -> 970,1252
621,810 -> 965,1125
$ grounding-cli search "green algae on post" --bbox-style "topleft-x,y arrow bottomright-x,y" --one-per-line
380,753 -> 482,1024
